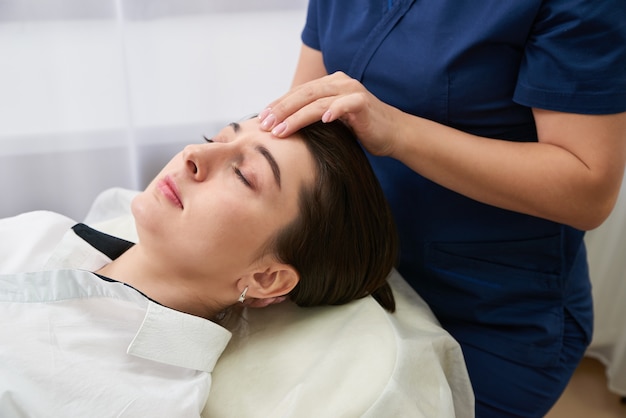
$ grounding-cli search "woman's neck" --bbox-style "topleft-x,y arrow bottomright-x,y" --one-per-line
95,245 -> 223,320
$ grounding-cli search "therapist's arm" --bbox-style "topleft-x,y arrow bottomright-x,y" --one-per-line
290,44 -> 327,88
387,107 -> 626,230
261,44 -> 626,231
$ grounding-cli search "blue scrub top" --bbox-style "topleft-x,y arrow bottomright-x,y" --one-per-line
302,0 -> 626,368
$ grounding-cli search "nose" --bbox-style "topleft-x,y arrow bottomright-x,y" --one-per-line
182,142 -> 236,182
182,143 -> 211,181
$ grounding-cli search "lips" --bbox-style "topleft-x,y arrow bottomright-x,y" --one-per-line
157,175 -> 183,209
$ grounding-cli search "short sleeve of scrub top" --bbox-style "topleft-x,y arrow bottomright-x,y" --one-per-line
513,0 -> 626,114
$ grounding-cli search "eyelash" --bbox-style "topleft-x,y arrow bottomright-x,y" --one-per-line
203,136 -> 214,143
233,165 -> 252,188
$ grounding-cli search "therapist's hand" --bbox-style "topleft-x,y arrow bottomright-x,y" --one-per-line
259,71 -> 405,157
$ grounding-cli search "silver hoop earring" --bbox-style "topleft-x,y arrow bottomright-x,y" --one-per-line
238,286 -> 249,303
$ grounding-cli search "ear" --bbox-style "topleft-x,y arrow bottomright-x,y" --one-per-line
246,262 -> 299,300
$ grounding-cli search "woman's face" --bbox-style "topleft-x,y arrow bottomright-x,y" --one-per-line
131,118 -> 315,291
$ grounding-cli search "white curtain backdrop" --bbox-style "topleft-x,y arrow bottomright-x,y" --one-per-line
1,0 -> 624,398
0,0 -> 307,220
585,182 -> 626,397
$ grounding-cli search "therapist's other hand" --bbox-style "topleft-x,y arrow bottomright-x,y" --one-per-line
259,71 -> 403,157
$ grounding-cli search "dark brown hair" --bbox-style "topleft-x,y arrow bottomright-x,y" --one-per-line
268,120 -> 398,312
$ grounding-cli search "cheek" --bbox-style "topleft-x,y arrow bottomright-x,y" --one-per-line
208,205 -> 278,255
176,218 -> 265,273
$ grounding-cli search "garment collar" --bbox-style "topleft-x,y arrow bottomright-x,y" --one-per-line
129,301 -> 231,372
45,223 -> 233,372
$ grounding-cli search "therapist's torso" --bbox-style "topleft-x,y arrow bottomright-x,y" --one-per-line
299,0 -> 626,366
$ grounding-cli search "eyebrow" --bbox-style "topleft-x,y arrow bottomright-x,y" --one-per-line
256,145 -> 281,189
228,121 -> 281,189
229,122 -> 241,133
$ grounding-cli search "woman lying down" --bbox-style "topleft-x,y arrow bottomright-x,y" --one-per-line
0,117 -> 398,417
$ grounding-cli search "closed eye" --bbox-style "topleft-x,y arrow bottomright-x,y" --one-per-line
233,164 -> 252,188
203,136 -> 214,143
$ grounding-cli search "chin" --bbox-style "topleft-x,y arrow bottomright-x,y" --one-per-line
130,192 -> 155,235
129,192 -> 144,220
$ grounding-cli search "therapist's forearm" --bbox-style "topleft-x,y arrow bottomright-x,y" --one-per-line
388,109 -> 626,231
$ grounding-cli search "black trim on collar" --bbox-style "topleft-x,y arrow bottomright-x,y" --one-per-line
94,273 -> 164,306
72,223 -> 134,260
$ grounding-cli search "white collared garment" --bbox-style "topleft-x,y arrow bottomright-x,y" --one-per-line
0,211 -> 232,418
